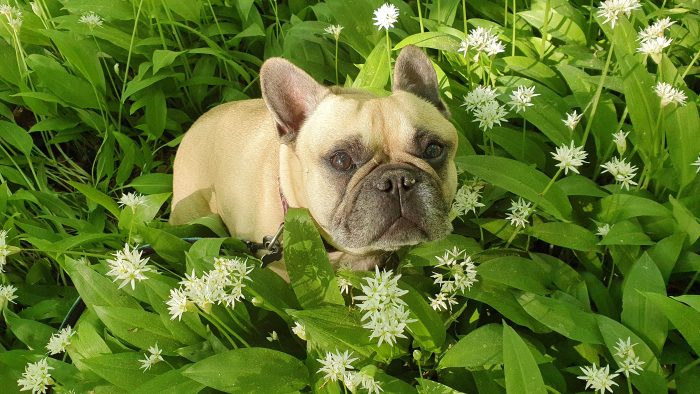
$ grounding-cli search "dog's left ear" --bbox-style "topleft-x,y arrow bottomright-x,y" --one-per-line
393,45 -> 449,116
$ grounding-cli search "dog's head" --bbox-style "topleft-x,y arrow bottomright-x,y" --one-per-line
261,46 -> 458,255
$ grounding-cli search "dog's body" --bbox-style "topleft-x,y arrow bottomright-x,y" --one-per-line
171,46 -> 458,272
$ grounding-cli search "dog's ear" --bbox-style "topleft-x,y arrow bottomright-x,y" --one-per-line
393,45 -> 448,116
260,58 -> 328,143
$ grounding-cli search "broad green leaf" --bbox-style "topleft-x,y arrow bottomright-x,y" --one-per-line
82,352 -> 160,391
152,50 -> 184,75
502,323 -> 547,394
25,54 -> 101,110
467,281 -> 550,333
621,253 -> 668,354
61,257 -> 142,310
644,293 -> 700,357
138,226 -> 189,267
183,348 -> 308,393
477,256 -> 550,294
69,181 -> 121,217
353,39 -> 389,90
457,155 -> 572,220
94,305 -> 182,350
416,379 -> 462,393
401,282 -> 446,352
648,233 -> 685,283
669,196 -> 700,245
529,222 -> 599,251
128,173 -> 174,194
283,208 -> 344,308
599,220 -> 654,246
394,32 -> 461,51
2,309 -> 54,351
518,292 -> 603,344
400,234 -> 482,268
555,175 -> 608,197
596,315 -> 663,374
0,120 -> 33,156
597,194 -> 671,222
439,323 -> 502,369
502,56 -> 567,95
673,295 -> 700,313
41,30 -> 105,94
132,369 -> 204,394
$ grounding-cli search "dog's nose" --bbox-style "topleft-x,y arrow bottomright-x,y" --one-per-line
376,169 -> 417,195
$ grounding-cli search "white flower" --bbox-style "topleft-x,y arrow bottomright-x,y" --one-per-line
612,130 -> 629,155
693,155 -> 700,173
105,244 -> 155,290
462,85 -> 500,112
324,24 -> 343,40
597,0 -> 641,28
563,110 -> 583,130
616,355 -> 645,377
355,267 -> 414,346
654,82 -> 687,107
175,257 -> 253,313
638,17 -> 675,42
345,370 -> 383,394
428,292 -> 458,311
0,229 -> 12,272
637,36 -> 672,57
433,247 -> 478,294
166,287 -> 189,320
508,85 -> 539,113
266,331 -> 279,342
458,26 -> 505,61
0,283 -> 18,309
451,182 -> 485,218
118,192 -> 146,210
601,157 -> 638,190
551,141 -> 588,175
78,11 -> 103,29
1,5 -> 23,32
578,364 -> 619,393
613,337 -> 636,360
46,326 -> 75,355
292,321 -> 307,340
472,100 -> 508,131
17,358 -> 54,394
317,350 -> 358,383
506,197 -> 533,228
372,3 -> 399,30
139,343 -> 164,371
337,277 -> 352,295
596,223 -> 611,237
30,2 -> 42,17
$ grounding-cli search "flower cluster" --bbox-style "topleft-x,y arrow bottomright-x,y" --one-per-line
372,3 -> 399,30
429,247 -> 477,311
46,326 -> 75,355
118,192 -> 146,210
166,257 -> 253,319
637,17 -> 674,58
0,4 -> 23,33
355,267 -> 414,346
600,157 -> 638,190
613,337 -> 645,377
0,229 -> 12,272
597,0 -> 641,28
506,197 -> 533,228
78,11 -> 104,30
596,223 -> 612,237
139,343 -> 164,371
105,244 -> 156,290
562,110 -> 583,131
458,26 -> 505,61
324,24 -> 343,40
654,82 -> 687,107
462,85 -> 508,131
578,364 -> 619,393
612,130 -> 629,155
551,141 -> 588,175
0,283 -> 18,310
450,180 -> 485,219
292,321 -> 307,340
17,358 -> 54,394
508,85 -> 539,113
317,350 -> 381,394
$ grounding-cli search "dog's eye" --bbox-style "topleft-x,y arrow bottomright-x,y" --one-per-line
330,151 -> 355,171
423,142 -> 444,160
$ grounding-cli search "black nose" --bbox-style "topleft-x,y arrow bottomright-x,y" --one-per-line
375,169 -> 417,196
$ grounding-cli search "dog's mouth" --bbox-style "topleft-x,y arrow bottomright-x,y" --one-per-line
375,216 -> 428,243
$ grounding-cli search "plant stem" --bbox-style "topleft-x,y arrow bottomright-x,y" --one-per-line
678,49 -> 700,83
581,44 -> 614,146
386,30 -> 392,82
118,0 -> 144,133
334,38 -> 339,85
511,0 -> 517,57
417,0 -> 424,33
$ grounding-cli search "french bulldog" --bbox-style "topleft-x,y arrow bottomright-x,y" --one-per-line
170,45 -> 458,273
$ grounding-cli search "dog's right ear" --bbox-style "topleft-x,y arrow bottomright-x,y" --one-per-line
260,58 -> 328,143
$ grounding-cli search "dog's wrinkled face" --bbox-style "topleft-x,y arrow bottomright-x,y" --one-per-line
261,45 -> 457,255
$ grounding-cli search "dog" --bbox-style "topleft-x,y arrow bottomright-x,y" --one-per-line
170,45 -> 458,274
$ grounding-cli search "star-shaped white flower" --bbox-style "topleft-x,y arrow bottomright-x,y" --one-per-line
372,3 -> 399,30
563,110 -> 583,130
655,82 -> 687,107
551,141 -> 588,175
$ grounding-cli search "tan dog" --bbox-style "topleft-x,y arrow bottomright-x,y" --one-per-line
171,45 -> 458,272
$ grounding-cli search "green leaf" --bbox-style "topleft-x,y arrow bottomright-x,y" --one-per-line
138,226 -> 189,267
518,292 -> 603,344
400,234 -> 482,268
597,194 -> 671,223
2,309 -> 55,351
401,282 -> 446,353
596,315 -> 663,375
502,56 -> 567,96
93,306 -> 181,350
643,292 -> 700,357
69,181 -> 120,217
61,257 -> 142,309
183,348 -> 309,393
132,369 -> 205,394
502,323 -> 547,394
467,281 -> 550,333
529,222 -> 599,251
41,30 -> 105,94
152,50 -> 184,75
283,208 -> 344,308
477,256 -> 550,294
599,220 -> 654,246
0,120 -> 33,156
669,196 -> 700,245
555,175 -> 608,198
621,253 -> 668,354
82,352 -> 159,391
456,155 -> 572,220
394,32 -> 461,51
128,173 -> 174,194
353,39 -> 389,90
439,323 -> 502,369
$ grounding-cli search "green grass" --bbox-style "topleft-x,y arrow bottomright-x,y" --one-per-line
0,0 -> 699,393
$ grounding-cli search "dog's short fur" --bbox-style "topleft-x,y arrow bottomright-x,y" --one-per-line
171,45 -> 458,272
